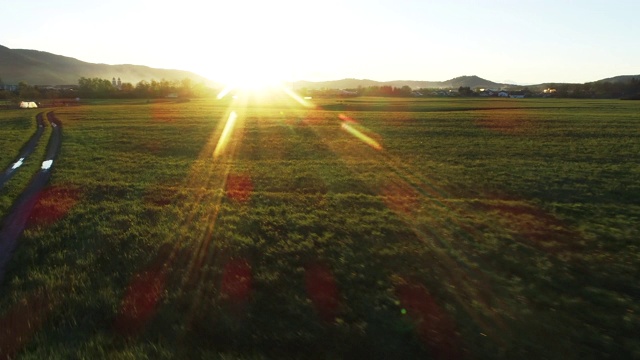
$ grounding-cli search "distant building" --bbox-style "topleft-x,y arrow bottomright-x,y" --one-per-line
0,84 -> 19,92
340,89 -> 358,96
20,101 -> 38,108
479,89 -> 500,97
112,77 -> 122,90
509,90 -> 526,99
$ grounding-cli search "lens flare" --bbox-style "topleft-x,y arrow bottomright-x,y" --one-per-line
338,114 -> 356,123
395,280 -> 462,359
0,289 -> 55,359
114,266 -> 167,336
305,262 -> 341,322
283,87 -> 315,108
341,123 -> 382,150
217,86 -> 232,100
214,111 -> 238,158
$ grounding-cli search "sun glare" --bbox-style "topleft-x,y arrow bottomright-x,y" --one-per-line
198,40 -> 298,95
212,54 -> 292,92
222,71 -> 285,91
214,111 -> 238,159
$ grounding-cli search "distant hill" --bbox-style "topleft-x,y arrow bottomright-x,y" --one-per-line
591,75 -> 640,84
294,75 -> 512,90
2,44 -> 637,91
0,45 -> 210,85
294,74 -> 640,91
293,78 -> 383,90
429,75 -> 501,89
526,75 -> 640,92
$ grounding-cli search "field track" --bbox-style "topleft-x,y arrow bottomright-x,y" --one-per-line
0,112 -> 46,189
0,112 -> 62,285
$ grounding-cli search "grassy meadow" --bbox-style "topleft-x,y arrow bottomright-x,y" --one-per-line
0,109 -> 50,220
0,96 -> 639,359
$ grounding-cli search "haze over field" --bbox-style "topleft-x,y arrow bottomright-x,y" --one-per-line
1,0 -> 640,86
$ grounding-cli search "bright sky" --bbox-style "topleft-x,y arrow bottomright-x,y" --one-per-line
2,0 -> 639,85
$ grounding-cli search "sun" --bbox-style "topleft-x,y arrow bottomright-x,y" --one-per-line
221,66 -> 287,91
207,51 -> 294,93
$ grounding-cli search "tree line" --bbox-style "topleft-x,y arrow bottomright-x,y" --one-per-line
444,80 -> 640,98
3,76 -> 639,100
77,77 -> 215,98
300,78 -> 640,99
0,77 -> 216,100
544,78 -> 640,99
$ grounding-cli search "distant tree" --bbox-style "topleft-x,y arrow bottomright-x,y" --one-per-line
380,85 -> 393,96
78,77 -> 115,98
18,81 -> 40,99
591,81 -> 610,98
78,77 -> 91,95
75,76 -> 211,99
96,79 -> 114,97
363,86 -> 380,96
120,82 -> 134,95
191,81 -> 214,97
179,78 -> 192,97
398,85 -> 412,96
556,84 -> 570,98
134,80 -> 150,98
626,77 -> 640,96
0,79 -> 8,99
458,86 -> 474,96
149,80 -> 159,97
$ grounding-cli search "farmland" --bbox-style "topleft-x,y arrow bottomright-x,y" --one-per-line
0,96 -> 639,359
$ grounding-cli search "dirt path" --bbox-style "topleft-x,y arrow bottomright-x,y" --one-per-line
0,112 -> 62,285
0,112 -> 46,189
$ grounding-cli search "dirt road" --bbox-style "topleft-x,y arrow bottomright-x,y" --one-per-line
0,112 -> 46,189
0,112 -> 62,285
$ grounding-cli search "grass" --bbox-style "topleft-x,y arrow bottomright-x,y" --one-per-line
0,110 -> 50,219
0,96 -> 639,359
0,109 -> 40,169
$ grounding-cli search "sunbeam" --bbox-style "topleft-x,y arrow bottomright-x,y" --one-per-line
340,122 -> 383,150
216,87 -> 232,100
214,111 -> 238,159
282,87 -> 315,108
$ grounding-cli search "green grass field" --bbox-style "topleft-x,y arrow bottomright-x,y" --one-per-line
0,109 -> 50,219
1,97 -> 639,359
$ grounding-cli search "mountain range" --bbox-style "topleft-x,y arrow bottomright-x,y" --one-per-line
1,45 -> 637,90
294,74 -> 640,91
293,76 -> 512,90
0,45 -> 210,85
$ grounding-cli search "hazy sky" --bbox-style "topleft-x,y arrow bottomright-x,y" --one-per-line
2,0 -> 639,85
